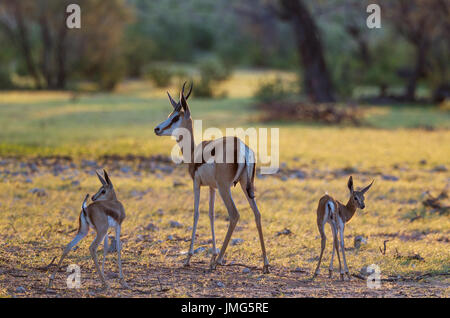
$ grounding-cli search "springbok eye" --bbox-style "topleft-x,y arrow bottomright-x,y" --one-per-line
172,115 -> 180,122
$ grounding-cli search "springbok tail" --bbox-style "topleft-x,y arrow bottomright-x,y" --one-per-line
244,145 -> 256,199
231,142 -> 256,199
326,200 -> 336,227
232,141 -> 247,186
82,194 -> 89,215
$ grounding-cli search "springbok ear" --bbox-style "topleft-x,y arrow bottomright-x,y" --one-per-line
167,91 -> 179,110
96,170 -> 107,186
347,176 -> 354,192
103,169 -> 112,186
361,180 -> 374,194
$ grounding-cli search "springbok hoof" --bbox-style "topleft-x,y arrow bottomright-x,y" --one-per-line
328,269 -> 333,278
263,265 -> 270,274
98,283 -> 110,292
120,279 -> 130,289
209,256 -> 217,270
340,273 -> 345,281
183,256 -> 192,267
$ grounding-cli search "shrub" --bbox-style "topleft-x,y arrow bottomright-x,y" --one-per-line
144,65 -> 174,88
253,77 -> 297,103
194,57 -> 231,98
0,68 -> 13,89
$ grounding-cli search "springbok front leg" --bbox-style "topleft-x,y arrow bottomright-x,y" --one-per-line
338,221 -> 351,280
240,183 -> 269,273
329,224 -> 337,278
102,234 -> 108,275
212,184 -> 240,269
208,187 -> 217,269
331,220 -> 343,281
184,180 -> 201,267
115,225 -> 129,288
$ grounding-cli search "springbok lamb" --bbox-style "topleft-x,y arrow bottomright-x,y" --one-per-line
313,176 -> 373,280
48,170 -> 128,290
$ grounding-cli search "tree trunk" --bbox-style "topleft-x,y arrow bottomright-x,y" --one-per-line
278,0 -> 335,102
55,26 -> 68,89
12,1 -> 42,89
405,41 -> 427,101
39,12 -> 53,88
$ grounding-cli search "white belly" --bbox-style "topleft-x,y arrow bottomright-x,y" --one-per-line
195,163 -> 217,188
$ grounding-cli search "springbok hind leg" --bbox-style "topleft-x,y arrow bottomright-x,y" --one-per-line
212,184 -> 239,269
116,225 -> 129,288
240,183 -> 269,273
89,230 -> 109,291
48,225 -> 88,288
313,223 -> 326,279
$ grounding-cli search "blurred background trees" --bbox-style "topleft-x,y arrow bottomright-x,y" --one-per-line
0,0 -> 448,102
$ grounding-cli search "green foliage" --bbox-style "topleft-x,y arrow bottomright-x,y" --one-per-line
0,68 -> 13,90
0,34 -> 15,89
194,57 -> 232,98
144,65 -> 174,88
253,77 -> 298,103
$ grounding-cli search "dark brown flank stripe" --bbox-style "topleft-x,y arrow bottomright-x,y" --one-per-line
189,137 -> 240,179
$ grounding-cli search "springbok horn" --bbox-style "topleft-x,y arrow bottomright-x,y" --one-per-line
181,81 -> 193,100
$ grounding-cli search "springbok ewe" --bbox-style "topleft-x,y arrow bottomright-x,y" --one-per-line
313,176 -> 373,280
154,83 -> 269,273
48,170 -> 128,290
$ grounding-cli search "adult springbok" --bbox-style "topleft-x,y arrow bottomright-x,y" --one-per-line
313,176 -> 373,280
154,83 -> 269,273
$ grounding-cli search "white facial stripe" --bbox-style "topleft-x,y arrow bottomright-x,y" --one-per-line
156,113 -> 181,135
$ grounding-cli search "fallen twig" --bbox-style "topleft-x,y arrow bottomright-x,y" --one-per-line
352,271 -> 449,282
379,240 -> 389,255
223,262 -> 258,270
351,273 -> 402,282
42,256 -> 57,270
156,276 -> 169,292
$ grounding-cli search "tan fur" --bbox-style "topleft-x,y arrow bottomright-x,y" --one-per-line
48,170 -> 129,290
313,176 -> 373,280
155,83 -> 268,273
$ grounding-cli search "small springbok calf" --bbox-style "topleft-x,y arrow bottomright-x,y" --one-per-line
313,176 -> 373,280
48,170 -> 128,290
154,83 -> 269,273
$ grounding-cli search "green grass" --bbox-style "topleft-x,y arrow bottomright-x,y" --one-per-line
0,90 -> 449,157
364,103 -> 450,129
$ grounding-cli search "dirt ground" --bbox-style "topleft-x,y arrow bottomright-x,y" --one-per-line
0,156 -> 448,298
0,256 -> 447,298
